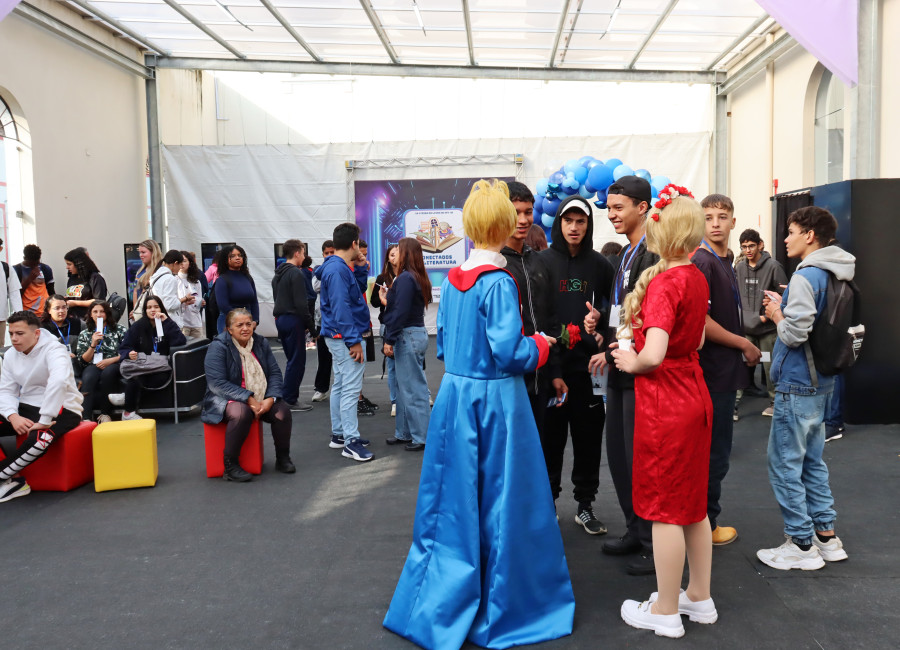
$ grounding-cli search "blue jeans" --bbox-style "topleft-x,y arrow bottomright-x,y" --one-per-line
767,391 -> 836,545
276,313 -> 307,405
825,374 -> 844,428
380,324 -> 398,404
392,327 -> 430,444
325,337 -> 366,443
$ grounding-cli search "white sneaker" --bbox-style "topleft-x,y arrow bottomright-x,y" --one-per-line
312,390 -> 329,402
621,599 -> 685,638
96,414 -> 112,424
0,477 -> 31,503
108,393 -> 126,406
122,411 -> 143,421
649,590 -> 718,624
757,538 -> 825,571
812,535 -> 848,562
391,403 -> 396,417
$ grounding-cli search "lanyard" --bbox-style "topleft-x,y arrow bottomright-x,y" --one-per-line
95,326 -> 106,357
152,335 -> 159,354
613,235 -> 646,306
53,320 -> 70,344
700,240 -> 742,312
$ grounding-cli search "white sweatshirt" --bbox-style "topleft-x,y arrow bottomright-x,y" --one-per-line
0,331 -> 84,425
150,266 -> 184,328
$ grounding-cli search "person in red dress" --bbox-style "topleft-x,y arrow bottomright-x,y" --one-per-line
595,187 -> 716,638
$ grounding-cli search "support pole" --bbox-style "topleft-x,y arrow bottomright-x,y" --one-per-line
852,0 -> 880,179
714,93 -> 728,194
145,67 -> 165,245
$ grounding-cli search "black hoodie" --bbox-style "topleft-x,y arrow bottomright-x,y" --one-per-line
540,195 -> 614,375
272,262 -> 310,321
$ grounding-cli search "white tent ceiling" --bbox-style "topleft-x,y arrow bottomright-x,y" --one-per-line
62,0 -> 775,75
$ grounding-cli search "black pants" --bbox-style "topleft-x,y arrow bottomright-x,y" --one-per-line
314,336 -> 332,393
223,401 -> 292,458
707,390 -> 737,529
606,384 -> 653,548
123,371 -> 171,412
80,363 -> 122,419
0,403 -> 82,480
541,371 -> 604,505
526,374 -> 550,440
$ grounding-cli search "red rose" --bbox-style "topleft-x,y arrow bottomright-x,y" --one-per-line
566,323 -> 582,349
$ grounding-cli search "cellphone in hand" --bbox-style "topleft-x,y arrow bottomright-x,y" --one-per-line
547,392 -> 568,408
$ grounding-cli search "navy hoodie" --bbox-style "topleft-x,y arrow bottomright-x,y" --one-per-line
540,195 -> 614,374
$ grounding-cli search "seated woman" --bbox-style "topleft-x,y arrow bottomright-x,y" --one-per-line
117,295 -> 187,421
201,308 -> 295,481
40,294 -> 83,364
75,300 -> 127,423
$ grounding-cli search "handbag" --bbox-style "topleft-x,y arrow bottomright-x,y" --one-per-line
120,351 -> 171,380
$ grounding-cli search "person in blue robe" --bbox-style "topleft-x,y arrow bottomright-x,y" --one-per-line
384,179 -> 575,650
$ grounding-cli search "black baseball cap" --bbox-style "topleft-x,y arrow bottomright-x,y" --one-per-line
607,175 -> 652,205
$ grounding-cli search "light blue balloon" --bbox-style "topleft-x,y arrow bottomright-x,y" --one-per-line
536,178 -> 550,196
650,175 -> 670,192
541,213 -> 556,228
578,184 -> 594,199
613,164 -> 634,181
586,163 -> 615,194
573,166 -> 588,184
634,168 -> 651,181
651,186 -> 659,199
577,156 -> 594,167
605,158 -> 623,169
564,159 -> 581,174
594,199 -> 607,210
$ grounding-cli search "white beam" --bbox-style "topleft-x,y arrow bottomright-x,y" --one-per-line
358,0 -> 400,64
160,0 -> 245,59
627,0 -> 678,69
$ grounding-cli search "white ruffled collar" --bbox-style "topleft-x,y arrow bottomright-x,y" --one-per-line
461,248 -> 507,271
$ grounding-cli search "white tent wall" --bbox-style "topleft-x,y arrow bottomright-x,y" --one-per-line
163,133 -> 708,335
0,2 -> 149,309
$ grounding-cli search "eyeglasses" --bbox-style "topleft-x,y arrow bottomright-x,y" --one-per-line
739,244 -> 759,250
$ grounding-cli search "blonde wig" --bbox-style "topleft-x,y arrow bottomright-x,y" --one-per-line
621,195 -> 705,334
462,179 -> 516,248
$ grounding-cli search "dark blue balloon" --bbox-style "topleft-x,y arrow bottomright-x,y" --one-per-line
586,164 -> 614,194
542,196 -> 561,217
533,199 -> 543,217
593,199 -> 607,210
561,183 -> 578,195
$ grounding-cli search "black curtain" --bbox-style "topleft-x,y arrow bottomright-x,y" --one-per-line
773,192 -> 812,276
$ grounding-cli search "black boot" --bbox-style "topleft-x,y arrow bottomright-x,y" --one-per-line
223,455 -> 252,482
275,453 -> 296,474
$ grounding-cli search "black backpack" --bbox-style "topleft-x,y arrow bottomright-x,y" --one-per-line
107,292 -> 128,324
806,271 -> 864,380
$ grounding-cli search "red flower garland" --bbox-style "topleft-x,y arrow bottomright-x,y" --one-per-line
651,184 -> 694,221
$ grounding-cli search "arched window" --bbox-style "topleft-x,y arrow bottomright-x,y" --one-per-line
814,70 -> 845,185
0,94 -> 18,141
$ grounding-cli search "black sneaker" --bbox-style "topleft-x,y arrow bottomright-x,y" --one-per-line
603,533 -> 643,556
825,425 -> 845,442
574,505 -> 607,535
357,400 -> 376,417
626,551 -> 656,576
361,395 -> 379,411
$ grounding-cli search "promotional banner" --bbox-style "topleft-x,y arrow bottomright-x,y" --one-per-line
354,176 -> 514,301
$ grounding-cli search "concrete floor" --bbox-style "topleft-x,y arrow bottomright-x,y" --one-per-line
3,340 -> 897,649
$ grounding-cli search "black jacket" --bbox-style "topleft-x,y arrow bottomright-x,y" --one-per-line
540,195 -> 614,375
501,243 -> 562,393
272,262 -> 310,321
605,240 -> 660,390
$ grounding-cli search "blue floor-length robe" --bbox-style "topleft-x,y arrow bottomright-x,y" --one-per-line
383,259 -> 575,650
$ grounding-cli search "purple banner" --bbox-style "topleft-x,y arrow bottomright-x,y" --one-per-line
0,0 -> 23,23
755,0 -> 857,87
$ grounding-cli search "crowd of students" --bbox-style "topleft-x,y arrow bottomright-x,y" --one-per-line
0,177 -> 856,645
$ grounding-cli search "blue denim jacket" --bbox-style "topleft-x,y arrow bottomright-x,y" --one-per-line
771,265 -> 834,396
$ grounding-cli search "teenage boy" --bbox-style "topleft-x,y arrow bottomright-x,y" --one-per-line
0,311 -> 83,502
14,244 -> 55,317
757,206 -> 854,570
312,240 -> 335,402
587,176 -> 659,575
735,229 -> 787,418
315,224 -> 373,462
272,239 -> 312,412
541,194 -> 614,535
500,182 -> 566,438
694,195 -> 762,546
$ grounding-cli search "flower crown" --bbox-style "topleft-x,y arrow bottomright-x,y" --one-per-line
651,184 -> 694,221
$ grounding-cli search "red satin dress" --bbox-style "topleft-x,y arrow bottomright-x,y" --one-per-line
632,264 -> 713,525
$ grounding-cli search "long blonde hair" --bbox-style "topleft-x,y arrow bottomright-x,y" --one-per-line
463,179 -> 516,247
137,239 -> 163,287
620,196 -> 705,335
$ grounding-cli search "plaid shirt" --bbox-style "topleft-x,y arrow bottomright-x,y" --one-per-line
75,324 -> 128,367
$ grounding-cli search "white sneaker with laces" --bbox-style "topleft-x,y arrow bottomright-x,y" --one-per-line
757,538 -> 825,570
621,599 -> 685,638
312,390 -> 329,402
108,393 -> 126,406
812,535 -> 848,562
0,477 -> 32,503
97,414 -> 112,424
649,589 -> 718,624
122,411 -> 143,421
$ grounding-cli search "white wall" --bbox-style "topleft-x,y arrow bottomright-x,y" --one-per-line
0,1 -> 149,303
880,0 -> 900,177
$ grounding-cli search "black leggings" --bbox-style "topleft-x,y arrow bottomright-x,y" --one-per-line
223,401 -> 292,458
80,363 -> 122,419
314,336 -> 332,393
0,404 -> 82,480
123,372 -> 171,412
